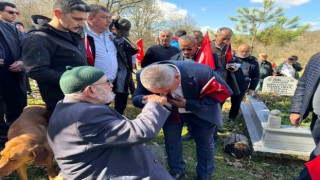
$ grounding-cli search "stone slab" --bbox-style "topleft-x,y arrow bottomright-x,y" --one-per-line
241,95 -> 315,157
262,76 -> 298,96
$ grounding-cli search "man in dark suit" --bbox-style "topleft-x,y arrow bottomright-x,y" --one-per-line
133,61 -> 232,180
48,66 -> 173,180
290,53 -> 320,180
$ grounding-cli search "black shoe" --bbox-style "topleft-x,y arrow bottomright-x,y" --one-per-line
182,132 -> 193,141
172,172 -> 185,180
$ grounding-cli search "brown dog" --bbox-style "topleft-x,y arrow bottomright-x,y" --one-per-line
0,105 -> 57,180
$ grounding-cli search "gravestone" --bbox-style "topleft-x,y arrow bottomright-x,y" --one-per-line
262,76 -> 298,96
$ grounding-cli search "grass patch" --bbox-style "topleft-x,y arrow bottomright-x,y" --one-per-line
254,93 -> 312,127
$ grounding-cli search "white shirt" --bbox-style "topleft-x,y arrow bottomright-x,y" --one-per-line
84,24 -> 118,82
168,65 -> 191,113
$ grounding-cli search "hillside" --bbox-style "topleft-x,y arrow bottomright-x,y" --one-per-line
252,30 -> 320,67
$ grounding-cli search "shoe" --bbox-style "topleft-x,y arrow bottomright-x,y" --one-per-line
172,172 -> 185,180
216,126 -> 225,133
182,132 -> 193,141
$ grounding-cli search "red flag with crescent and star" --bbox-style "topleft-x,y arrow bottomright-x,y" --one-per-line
225,43 -> 233,63
136,38 -> 144,62
199,77 -> 230,103
196,31 -> 216,70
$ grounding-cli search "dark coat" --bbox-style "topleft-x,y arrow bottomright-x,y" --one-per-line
22,15 -> 87,111
290,53 -> 320,119
132,60 -> 232,126
48,100 -> 173,180
113,36 -> 138,94
141,44 -> 180,67
0,20 -> 25,84
258,60 -> 273,79
230,56 -> 260,91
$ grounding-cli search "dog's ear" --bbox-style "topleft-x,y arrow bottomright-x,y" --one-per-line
30,145 -> 49,166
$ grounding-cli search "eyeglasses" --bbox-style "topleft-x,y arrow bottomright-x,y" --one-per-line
2,10 -> 19,15
181,48 -> 193,52
91,79 -> 112,86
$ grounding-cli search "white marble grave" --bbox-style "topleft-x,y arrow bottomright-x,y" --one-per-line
241,95 -> 315,157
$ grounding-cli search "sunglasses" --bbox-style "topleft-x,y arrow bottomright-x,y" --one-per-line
3,10 -> 19,15
181,48 -> 193,51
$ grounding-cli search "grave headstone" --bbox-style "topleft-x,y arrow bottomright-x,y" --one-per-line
262,76 -> 298,96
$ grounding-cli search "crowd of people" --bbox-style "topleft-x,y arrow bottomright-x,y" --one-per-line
0,0 -> 319,179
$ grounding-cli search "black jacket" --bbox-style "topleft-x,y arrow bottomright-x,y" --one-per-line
0,20 -> 25,84
22,15 -> 87,111
231,55 -> 260,91
113,36 -> 138,94
258,60 -> 273,79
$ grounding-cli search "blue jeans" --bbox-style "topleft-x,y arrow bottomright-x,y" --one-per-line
163,113 -> 216,180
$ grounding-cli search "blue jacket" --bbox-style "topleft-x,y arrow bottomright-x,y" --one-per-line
132,60 -> 232,126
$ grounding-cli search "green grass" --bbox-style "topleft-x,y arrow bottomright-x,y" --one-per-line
3,86 -> 306,179
254,92 -> 312,127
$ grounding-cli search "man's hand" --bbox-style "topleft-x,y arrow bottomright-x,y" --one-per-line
111,15 -> 120,21
145,94 -> 167,105
9,60 -> 24,72
167,94 -> 186,108
131,43 -> 139,50
290,113 -> 301,127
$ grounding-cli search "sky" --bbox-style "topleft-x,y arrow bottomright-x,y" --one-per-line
158,0 -> 320,32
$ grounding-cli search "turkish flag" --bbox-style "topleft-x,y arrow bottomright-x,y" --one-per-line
199,77 -> 230,103
136,38 -> 144,62
306,155 -> 320,180
225,43 -> 232,63
196,31 -> 216,70
83,37 -> 94,66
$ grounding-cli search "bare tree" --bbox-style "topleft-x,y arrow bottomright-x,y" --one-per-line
13,0 -> 54,29
123,0 -> 165,49
86,0 -> 143,15
165,15 -> 199,35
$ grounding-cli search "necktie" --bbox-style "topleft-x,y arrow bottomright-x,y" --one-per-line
167,93 -> 180,123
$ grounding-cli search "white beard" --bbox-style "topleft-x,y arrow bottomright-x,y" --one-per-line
97,89 -> 115,104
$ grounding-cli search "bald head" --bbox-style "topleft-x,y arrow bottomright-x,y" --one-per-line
237,44 -> 251,59
178,35 -> 198,58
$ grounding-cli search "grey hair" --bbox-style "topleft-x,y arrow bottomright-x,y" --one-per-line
89,4 -> 109,17
159,29 -> 173,37
140,65 -> 175,90
178,35 -> 197,43
216,27 -> 233,35
64,91 -> 84,101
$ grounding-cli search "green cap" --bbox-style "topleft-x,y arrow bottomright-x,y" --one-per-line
60,66 -> 105,94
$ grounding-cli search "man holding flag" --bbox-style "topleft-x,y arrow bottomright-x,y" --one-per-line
210,27 -> 233,80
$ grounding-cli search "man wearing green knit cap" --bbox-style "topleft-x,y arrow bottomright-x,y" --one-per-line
47,66 -> 174,180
